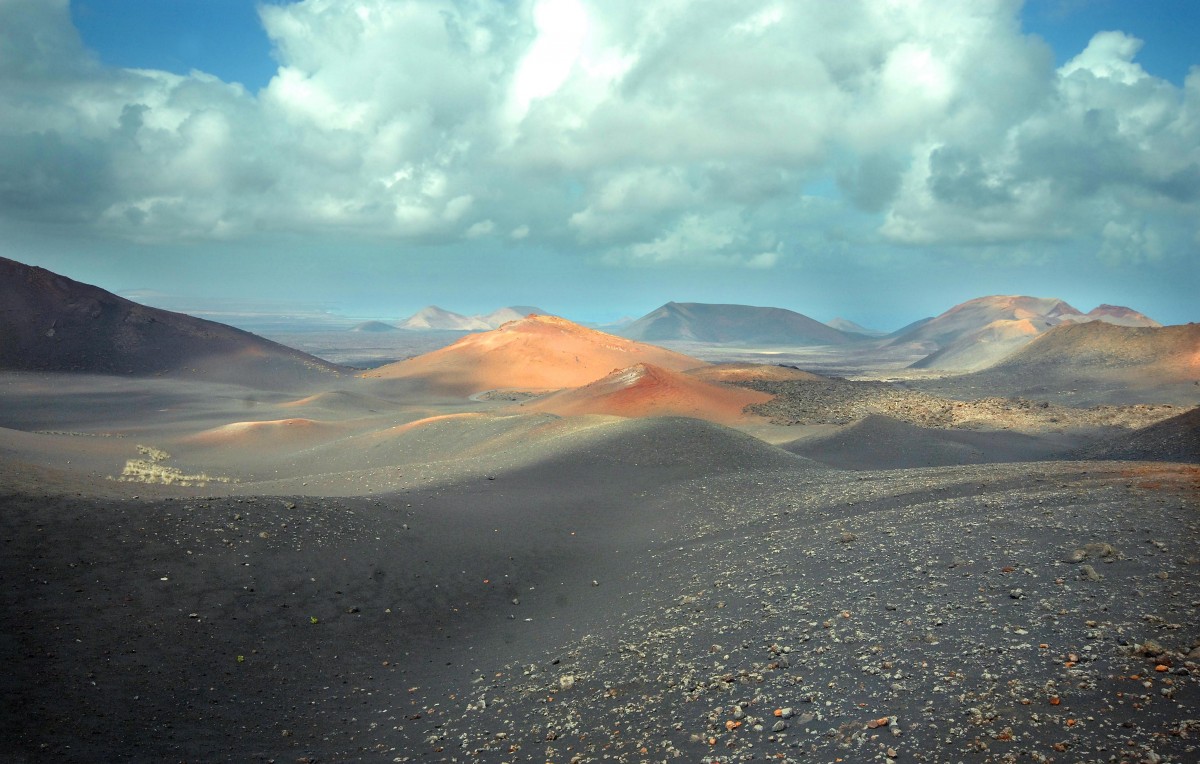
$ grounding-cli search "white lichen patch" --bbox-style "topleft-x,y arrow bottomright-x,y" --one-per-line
136,444 -> 171,463
112,445 -> 234,487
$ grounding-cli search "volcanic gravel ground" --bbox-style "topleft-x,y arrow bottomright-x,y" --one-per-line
444,462 -> 1200,763
2,458 -> 1197,762
740,379 -> 1182,432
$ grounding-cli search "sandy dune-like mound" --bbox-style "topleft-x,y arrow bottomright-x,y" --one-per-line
430,414 -> 812,482
351,413 -> 602,470
183,418 -> 343,449
385,412 -> 489,435
0,257 -> 343,386
205,410 -> 811,493
782,413 -> 1065,470
500,414 -> 812,478
621,301 -> 856,345
686,362 -> 826,383
280,390 -> 396,415
364,315 -> 705,395
520,363 -> 772,423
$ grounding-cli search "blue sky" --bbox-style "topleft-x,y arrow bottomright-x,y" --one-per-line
2,0 -> 1197,328
70,0 -> 285,91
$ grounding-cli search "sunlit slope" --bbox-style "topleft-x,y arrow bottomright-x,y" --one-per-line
364,315 -> 705,395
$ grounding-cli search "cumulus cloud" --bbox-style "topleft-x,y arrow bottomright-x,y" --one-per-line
0,0 -> 1196,270
881,29 -> 1200,260
602,211 -> 783,270
1098,219 -> 1163,265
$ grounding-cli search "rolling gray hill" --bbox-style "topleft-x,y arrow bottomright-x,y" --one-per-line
825,317 -> 886,337
914,321 -> 1200,405
621,302 -> 856,345
350,320 -> 399,332
1071,406 -> 1199,463
782,413 -> 1069,469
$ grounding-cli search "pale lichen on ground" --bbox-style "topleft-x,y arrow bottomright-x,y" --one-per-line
112,445 -> 234,487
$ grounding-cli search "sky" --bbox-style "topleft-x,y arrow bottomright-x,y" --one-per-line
1,0 -> 1198,329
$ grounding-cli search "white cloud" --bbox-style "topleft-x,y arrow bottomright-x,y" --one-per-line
568,166 -> 700,242
881,29 -> 1199,261
605,211 -> 782,269
1098,219 -> 1163,265
465,219 -> 495,238
746,250 -> 780,269
507,0 -> 589,122
1061,30 -> 1145,85
0,0 -> 1196,272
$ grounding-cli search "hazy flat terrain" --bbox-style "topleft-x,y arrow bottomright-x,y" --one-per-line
2,291 -> 1197,763
264,329 -> 472,368
643,340 -> 933,378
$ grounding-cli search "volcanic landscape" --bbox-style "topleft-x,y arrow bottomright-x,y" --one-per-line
1,256 -> 1197,763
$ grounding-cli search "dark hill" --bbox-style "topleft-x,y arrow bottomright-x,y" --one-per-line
987,321 -> 1199,373
620,302 -> 855,345
0,257 -> 344,385
914,322 -> 1200,405
782,414 -> 1064,470
1073,407 -> 1199,463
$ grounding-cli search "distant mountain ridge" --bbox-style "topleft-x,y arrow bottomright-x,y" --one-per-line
351,320 -> 399,332
621,302 -> 856,345
892,295 -> 1082,349
896,295 -> 1162,371
398,305 -> 552,331
0,256 -> 343,385
1084,304 -> 1160,327
481,306 -> 546,327
398,306 -> 491,331
825,317 -> 886,337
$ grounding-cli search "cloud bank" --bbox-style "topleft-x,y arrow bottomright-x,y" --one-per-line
1,0 -> 1197,272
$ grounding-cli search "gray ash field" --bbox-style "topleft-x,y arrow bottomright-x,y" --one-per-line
447,463 -> 1200,764
3,458 -> 1197,763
